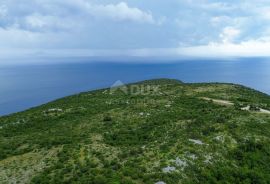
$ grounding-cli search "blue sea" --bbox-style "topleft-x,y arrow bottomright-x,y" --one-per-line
1,57 -> 270,116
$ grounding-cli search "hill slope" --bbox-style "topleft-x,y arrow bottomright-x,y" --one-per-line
0,79 -> 270,184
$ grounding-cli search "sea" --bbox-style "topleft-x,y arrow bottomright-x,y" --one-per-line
1,57 -> 270,116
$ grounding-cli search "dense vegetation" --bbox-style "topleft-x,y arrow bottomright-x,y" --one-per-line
0,79 -> 270,184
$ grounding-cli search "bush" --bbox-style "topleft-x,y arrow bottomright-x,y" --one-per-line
103,115 -> 112,122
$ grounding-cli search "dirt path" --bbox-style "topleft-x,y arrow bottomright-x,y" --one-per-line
201,97 -> 270,115
200,97 -> 234,106
241,105 -> 270,114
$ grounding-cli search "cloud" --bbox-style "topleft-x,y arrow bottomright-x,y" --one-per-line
0,5 -> 7,18
86,2 -> 155,24
179,0 -> 236,12
1,0 -> 270,58
256,7 -> 270,20
0,26 -> 74,50
23,13 -> 79,32
0,1 -> 157,32
219,27 -> 241,43
0,0 -> 161,50
177,40 -> 270,57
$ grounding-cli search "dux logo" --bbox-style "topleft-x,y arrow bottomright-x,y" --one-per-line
110,80 -> 160,95
110,80 -> 128,94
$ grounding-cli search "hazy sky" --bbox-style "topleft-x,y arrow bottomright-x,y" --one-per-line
1,0 -> 270,58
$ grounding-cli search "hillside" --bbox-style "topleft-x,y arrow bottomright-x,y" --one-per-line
0,79 -> 270,184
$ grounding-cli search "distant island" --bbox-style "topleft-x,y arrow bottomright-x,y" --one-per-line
0,79 -> 270,184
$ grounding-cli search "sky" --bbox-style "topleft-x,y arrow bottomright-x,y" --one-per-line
1,0 -> 270,59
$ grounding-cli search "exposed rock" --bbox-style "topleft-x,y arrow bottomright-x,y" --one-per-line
155,181 -> 166,184
187,154 -> 197,160
162,166 -> 176,173
175,157 -> 187,168
214,135 -> 224,142
189,139 -> 204,145
204,155 -> 212,164
48,108 -> 63,112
